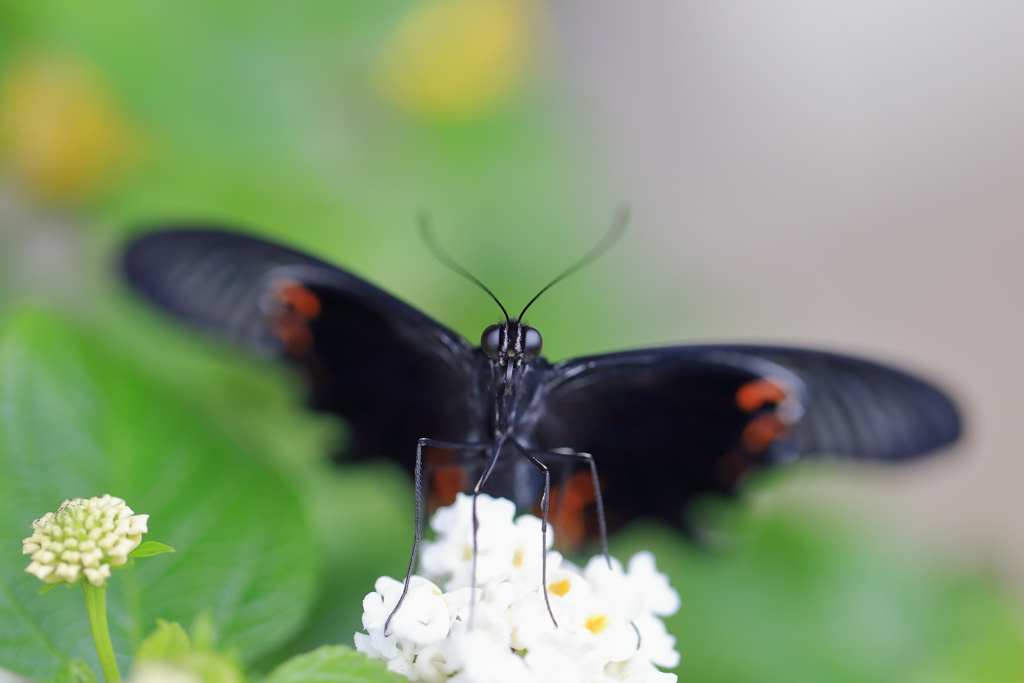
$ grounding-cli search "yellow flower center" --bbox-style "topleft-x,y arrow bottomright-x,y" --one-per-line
585,614 -> 609,635
512,549 -> 524,567
548,579 -> 571,597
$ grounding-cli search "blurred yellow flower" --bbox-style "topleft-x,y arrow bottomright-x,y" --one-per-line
373,0 -> 547,121
0,53 -> 140,203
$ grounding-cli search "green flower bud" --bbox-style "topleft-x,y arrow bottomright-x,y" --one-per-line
23,494 -> 149,586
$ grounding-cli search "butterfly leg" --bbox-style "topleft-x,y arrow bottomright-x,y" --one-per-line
386,437 -> 489,635
468,438 -> 506,628
528,448 -> 612,570
528,452 -> 640,649
511,440 -> 558,628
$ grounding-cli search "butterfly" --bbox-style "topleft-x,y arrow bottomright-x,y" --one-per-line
122,224 -> 962,552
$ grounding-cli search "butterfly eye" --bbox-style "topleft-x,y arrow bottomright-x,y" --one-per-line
522,327 -> 543,362
481,324 -> 503,360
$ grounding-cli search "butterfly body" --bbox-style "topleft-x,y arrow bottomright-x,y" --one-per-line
123,228 -> 961,540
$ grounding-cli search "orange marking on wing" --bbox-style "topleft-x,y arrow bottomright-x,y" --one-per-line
277,281 -> 321,320
548,470 -> 597,549
741,412 -> 786,452
273,313 -> 314,356
424,446 -> 458,469
429,466 -> 468,509
735,378 -> 787,412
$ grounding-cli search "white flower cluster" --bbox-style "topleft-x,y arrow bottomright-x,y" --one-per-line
356,494 -> 680,683
22,494 -> 149,586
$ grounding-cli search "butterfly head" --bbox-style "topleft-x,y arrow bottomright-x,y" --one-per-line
481,319 -> 543,390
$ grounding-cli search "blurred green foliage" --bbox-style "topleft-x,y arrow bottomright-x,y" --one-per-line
0,1 -> 1022,681
613,492 -> 1024,683
131,618 -> 246,682
0,309 -> 317,679
263,645 -> 406,683
0,0 -> 611,355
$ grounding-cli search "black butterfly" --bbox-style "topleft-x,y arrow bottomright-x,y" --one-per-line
122,226 -> 962,553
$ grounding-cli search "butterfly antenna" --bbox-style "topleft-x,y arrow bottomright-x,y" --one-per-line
518,205 -> 630,319
420,213 -> 510,322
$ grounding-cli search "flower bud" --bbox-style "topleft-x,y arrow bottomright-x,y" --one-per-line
23,494 -> 149,587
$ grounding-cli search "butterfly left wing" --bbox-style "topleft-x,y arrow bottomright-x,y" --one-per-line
532,345 -> 960,533
123,228 -> 486,469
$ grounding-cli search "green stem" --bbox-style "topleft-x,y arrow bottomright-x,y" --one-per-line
81,582 -> 121,682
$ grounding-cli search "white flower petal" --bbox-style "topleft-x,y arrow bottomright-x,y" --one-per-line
387,586 -> 451,644
353,632 -> 380,658
386,656 -> 416,678
446,627 -> 534,683
412,642 -> 450,683
627,552 -> 680,617
356,494 -> 680,682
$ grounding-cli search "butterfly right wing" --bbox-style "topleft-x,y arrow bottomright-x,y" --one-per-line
123,227 -> 487,468
704,345 -> 962,460
533,345 -> 960,533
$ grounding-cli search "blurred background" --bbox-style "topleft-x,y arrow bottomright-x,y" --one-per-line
0,0 -> 1022,680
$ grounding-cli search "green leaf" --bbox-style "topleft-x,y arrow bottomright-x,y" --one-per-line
51,659 -> 96,683
264,646 -> 405,683
130,652 -> 246,683
131,619 -> 246,683
129,541 -> 175,559
134,620 -> 190,661
0,309 -> 318,680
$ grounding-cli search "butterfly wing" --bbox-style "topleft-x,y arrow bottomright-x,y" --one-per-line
706,345 -> 961,460
533,345 -> 960,531
123,228 -> 486,468
124,230 -> 963,533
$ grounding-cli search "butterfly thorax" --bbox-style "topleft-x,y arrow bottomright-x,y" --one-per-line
478,318 -> 545,433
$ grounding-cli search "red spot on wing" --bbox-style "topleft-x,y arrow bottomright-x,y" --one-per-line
424,445 -> 465,509
544,470 -> 597,549
276,280 -> 321,319
268,279 -> 321,357
424,445 -> 458,469
429,466 -> 468,509
741,412 -> 786,452
273,313 -> 314,356
735,378 -> 788,412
